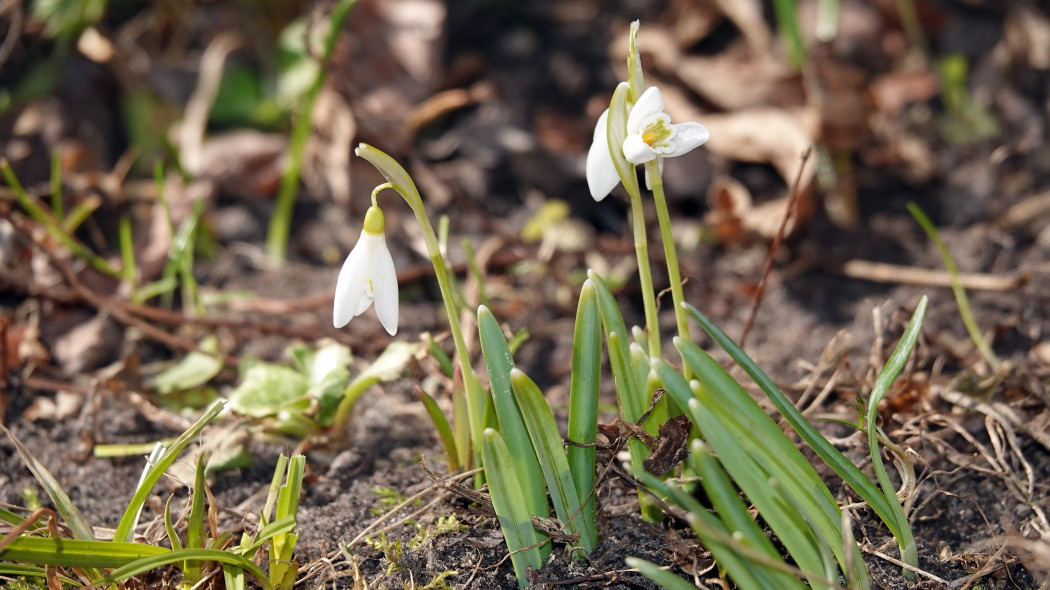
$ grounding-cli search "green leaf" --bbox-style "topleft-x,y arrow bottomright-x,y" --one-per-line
90,548 -> 271,590
228,363 -> 309,418
113,400 -> 226,543
625,557 -> 696,590
352,341 -> 419,385
0,536 -> 168,568
689,440 -> 810,590
633,469 -> 788,590
510,369 -> 595,553
334,341 -> 422,427
0,425 -> 95,542
682,302 -> 915,563
908,204 -> 995,367
657,348 -> 868,589
865,295 -> 926,576
481,429 -> 544,588
0,563 -> 77,585
566,281 -> 600,546
477,307 -> 549,528
416,387 -> 460,472
154,336 -> 224,394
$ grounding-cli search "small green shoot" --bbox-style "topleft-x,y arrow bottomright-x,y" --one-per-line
266,0 -> 359,262
416,386 -> 461,472
907,203 -> 998,369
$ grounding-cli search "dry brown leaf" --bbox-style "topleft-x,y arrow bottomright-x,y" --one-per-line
1005,2 -> 1050,70
618,26 -> 804,111
23,391 -> 82,423
869,70 -> 940,116
709,0 -> 770,56
663,0 -> 722,48
197,131 -> 286,199
305,86 -> 356,204
333,0 -> 446,153
692,105 -> 818,185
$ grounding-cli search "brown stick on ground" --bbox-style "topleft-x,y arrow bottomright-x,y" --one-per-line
738,147 -> 812,349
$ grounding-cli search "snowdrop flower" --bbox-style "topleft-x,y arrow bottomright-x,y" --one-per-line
586,86 -> 710,201
333,205 -> 398,335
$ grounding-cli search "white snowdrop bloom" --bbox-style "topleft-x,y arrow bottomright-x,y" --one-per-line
586,86 -> 710,201
333,205 -> 399,335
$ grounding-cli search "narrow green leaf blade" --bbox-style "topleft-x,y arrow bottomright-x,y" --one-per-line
0,425 -> 95,541
510,369 -> 595,552
0,536 -> 168,568
477,306 -> 549,526
866,295 -> 927,574
113,399 -> 226,543
682,303 -> 902,535
625,558 -> 695,590
416,386 -> 461,472
90,547 -> 271,590
566,280 -> 600,546
481,428 -> 543,588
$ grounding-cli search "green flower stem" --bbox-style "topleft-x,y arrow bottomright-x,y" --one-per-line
644,160 -> 691,378
266,0 -> 358,263
628,190 -> 661,357
365,168 -> 485,468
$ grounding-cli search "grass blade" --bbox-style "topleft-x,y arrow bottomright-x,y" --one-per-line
633,470 -> 795,590
654,355 -> 868,588
0,425 -> 95,541
908,203 -> 996,367
0,536 -> 168,568
113,399 -> 226,543
90,547 -> 271,590
865,295 -> 926,576
625,557 -> 695,590
266,0 -> 359,262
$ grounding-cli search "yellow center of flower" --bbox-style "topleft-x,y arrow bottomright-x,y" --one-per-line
640,115 -> 673,147
362,206 -> 385,235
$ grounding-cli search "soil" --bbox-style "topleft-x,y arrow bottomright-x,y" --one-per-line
2,0 -> 1050,589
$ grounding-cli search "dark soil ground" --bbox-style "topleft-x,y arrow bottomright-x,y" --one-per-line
2,0 -> 1050,588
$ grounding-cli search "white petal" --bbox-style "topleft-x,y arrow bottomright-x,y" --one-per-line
626,87 -> 665,134
586,110 -> 620,201
354,283 -> 374,315
333,236 -> 375,328
623,134 -> 657,165
663,122 -> 710,158
370,239 -> 399,336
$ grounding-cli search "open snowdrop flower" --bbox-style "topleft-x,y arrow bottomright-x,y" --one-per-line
333,205 -> 399,335
586,86 -> 710,201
